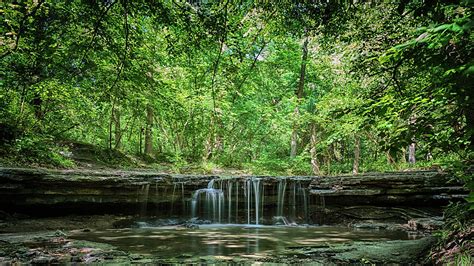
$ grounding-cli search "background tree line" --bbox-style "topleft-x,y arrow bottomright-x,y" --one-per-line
0,1 -> 472,180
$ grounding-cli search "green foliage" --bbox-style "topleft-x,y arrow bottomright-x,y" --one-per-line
246,156 -> 291,176
431,202 -> 473,264
1,134 -> 74,168
443,202 -> 472,232
0,1 -> 471,178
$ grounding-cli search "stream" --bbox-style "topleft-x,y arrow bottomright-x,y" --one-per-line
69,224 -> 420,258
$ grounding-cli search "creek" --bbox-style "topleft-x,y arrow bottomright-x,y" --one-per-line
0,168 -> 466,264
70,225 -> 419,258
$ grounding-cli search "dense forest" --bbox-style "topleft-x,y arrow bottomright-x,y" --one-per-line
0,1 -> 473,264
1,1 -> 473,177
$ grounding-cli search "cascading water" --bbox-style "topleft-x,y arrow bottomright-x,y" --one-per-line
190,180 -> 225,222
277,179 -> 287,217
138,184 -> 150,217
190,177 -> 309,225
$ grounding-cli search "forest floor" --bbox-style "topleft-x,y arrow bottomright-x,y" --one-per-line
0,140 -> 249,175
0,140 -> 439,176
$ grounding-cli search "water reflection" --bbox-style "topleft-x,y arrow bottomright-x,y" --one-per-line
71,225 -> 417,257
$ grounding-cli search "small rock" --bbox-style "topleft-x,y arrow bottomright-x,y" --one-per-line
32,256 -> 52,264
407,217 -> 444,231
83,254 -> 100,263
183,223 -> 199,229
70,256 -> 82,262
130,254 -> 143,260
26,250 -> 39,257
176,254 -> 192,258
54,230 -> 67,237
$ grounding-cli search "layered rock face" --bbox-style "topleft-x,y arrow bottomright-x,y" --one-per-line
0,168 -> 468,224
308,171 -> 467,225
0,168 -> 214,216
309,170 -> 467,206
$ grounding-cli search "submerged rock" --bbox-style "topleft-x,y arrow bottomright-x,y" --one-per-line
283,237 -> 436,264
182,223 -> 199,229
53,230 -> 67,237
31,256 -> 54,264
330,237 -> 436,264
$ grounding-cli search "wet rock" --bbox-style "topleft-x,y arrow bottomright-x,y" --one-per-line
25,250 -> 39,257
188,218 -> 212,225
312,205 -> 443,226
31,256 -> 53,264
331,237 -> 436,264
352,223 -> 389,229
70,256 -> 82,262
133,258 -> 154,263
309,171 -> 468,207
83,255 -> 100,263
130,254 -> 143,260
286,237 -> 436,264
112,218 -> 136,228
176,253 -> 193,258
406,217 -> 444,231
0,167 -> 466,217
54,230 -> 67,237
182,223 -> 199,229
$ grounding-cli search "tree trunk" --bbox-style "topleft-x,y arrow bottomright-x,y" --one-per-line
400,147 -> 407,163
113,107 -> 121,149
466,107 -> 474,149
32,93 -> 43,120
144,105 -> 154,155
408,114 -> 416,164
408,141 -> 416,164
386,151 -> 395,164
326,149 -> 331,175
352,136 -> 360,175
290,36 -> 309,159
139,127 -> 144,154
310,123 -> 321,175
108,105 -> 114,150
296,37 -> 309,99
290,107 -> 299,158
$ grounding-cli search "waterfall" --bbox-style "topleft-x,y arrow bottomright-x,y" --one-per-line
227,181 -> 232,223
252,178 -> 261,225
139,184 -> 150,217
245,179 -> 250,224
277,179 -> 287,217
191,179 -> 224,223
190,177 -> 308,225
